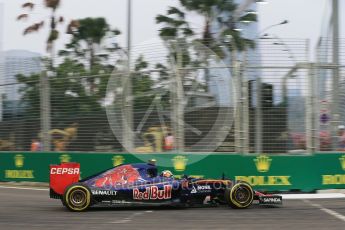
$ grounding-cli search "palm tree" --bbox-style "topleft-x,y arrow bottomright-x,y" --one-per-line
156,6 -> 196,152
17,0 -> 65,65
155,5 -> 198,100
156,1 -> 257,152
178,0 -> 257,91
179,0 -> 256,54
156,6 -> 193,40
156,6 -> 194,68
216,0 -> 257,52
179,0 -> 216,46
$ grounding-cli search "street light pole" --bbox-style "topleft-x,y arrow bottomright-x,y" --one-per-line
258,20 -> 288,37
127,0 -> 132,55
331,0 -> 340,150
261,33 -> 297,104
0,3 -> 3,122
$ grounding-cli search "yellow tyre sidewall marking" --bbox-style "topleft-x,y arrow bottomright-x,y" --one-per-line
229,183 -> 253,208
65,185 -> 91,211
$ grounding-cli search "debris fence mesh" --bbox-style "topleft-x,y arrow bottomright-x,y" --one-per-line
0,38 -> 343,154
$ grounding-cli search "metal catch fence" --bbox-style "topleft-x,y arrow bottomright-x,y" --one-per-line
0,38 -> 343,154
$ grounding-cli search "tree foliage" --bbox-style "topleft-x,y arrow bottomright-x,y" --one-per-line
132,56 -> 155,110
15,2 -> 258,123
61,17 -> 121,69
59,17 -> 121,95
16,59 -> 104,120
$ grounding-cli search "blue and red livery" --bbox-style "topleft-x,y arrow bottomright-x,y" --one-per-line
49,162 -> 282,211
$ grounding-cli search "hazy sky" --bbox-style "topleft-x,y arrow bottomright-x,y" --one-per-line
0,0 -> 342,60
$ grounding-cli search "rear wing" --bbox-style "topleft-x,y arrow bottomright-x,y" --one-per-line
49,162 -> 80,198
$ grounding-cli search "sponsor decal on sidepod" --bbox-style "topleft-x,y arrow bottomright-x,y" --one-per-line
197,185 -> 211,190
133,185 -> 172,200
191,185 -> 212,193
92,190 -> 117,196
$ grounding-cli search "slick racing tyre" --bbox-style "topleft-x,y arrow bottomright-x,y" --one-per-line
63,183 -> 92,212
225,182 -> 254,209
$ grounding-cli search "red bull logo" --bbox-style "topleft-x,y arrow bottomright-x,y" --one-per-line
133,185 -> 172,200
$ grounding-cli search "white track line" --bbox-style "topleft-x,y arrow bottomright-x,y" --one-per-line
0,185 -> 48,191
304,200 -> 345,222
281,193 -> 345,199
109,210 -> 153,224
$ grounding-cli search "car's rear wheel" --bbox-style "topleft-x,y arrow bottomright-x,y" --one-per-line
225,182 -> 254,209
63,184 -> 91,212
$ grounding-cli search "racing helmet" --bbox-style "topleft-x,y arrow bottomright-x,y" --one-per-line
160,170 -> 173,178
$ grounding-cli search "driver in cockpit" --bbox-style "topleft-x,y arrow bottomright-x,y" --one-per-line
160,170 -> 173,178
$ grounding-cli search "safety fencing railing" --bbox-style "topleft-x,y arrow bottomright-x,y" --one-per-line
0,39 -> 344,154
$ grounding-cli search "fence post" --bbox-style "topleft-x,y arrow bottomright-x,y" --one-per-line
40,71 -> 51,151
255,77 -> 262,154
168,40 -> 185,153
313,64 -> 320,152
233,57 -> 242,153
241,50 -> 249,154
122,61 -> 134,152
175,42 -> 185,152
331,0 -> 340,151
306,63 -> 318,153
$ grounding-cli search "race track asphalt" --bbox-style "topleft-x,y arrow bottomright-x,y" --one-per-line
1,186 -> 345,230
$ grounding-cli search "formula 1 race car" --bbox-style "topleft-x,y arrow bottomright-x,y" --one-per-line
49,161 -> 282,211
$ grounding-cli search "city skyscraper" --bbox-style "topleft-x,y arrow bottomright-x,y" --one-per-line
3,50 -> 41,118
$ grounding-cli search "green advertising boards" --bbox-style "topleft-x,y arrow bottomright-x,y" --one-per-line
1,152 -> 345,192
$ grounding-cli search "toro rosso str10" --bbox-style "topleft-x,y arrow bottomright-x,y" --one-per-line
49,162 -> 282,211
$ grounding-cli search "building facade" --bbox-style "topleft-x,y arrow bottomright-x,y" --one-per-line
3,50 -> 41,118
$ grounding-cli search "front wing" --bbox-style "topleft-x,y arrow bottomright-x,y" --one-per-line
255,191 -> 283,205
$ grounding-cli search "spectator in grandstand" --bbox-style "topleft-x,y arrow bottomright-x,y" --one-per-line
319,130 -> 331,151
290,132 -> 306,150
164,132 -> 174,151
337,125 -> 345,151
30,138 -> 41,151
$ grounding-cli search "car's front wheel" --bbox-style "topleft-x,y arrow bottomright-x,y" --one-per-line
225,182 -> 254,209
63,183 -> 91,212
